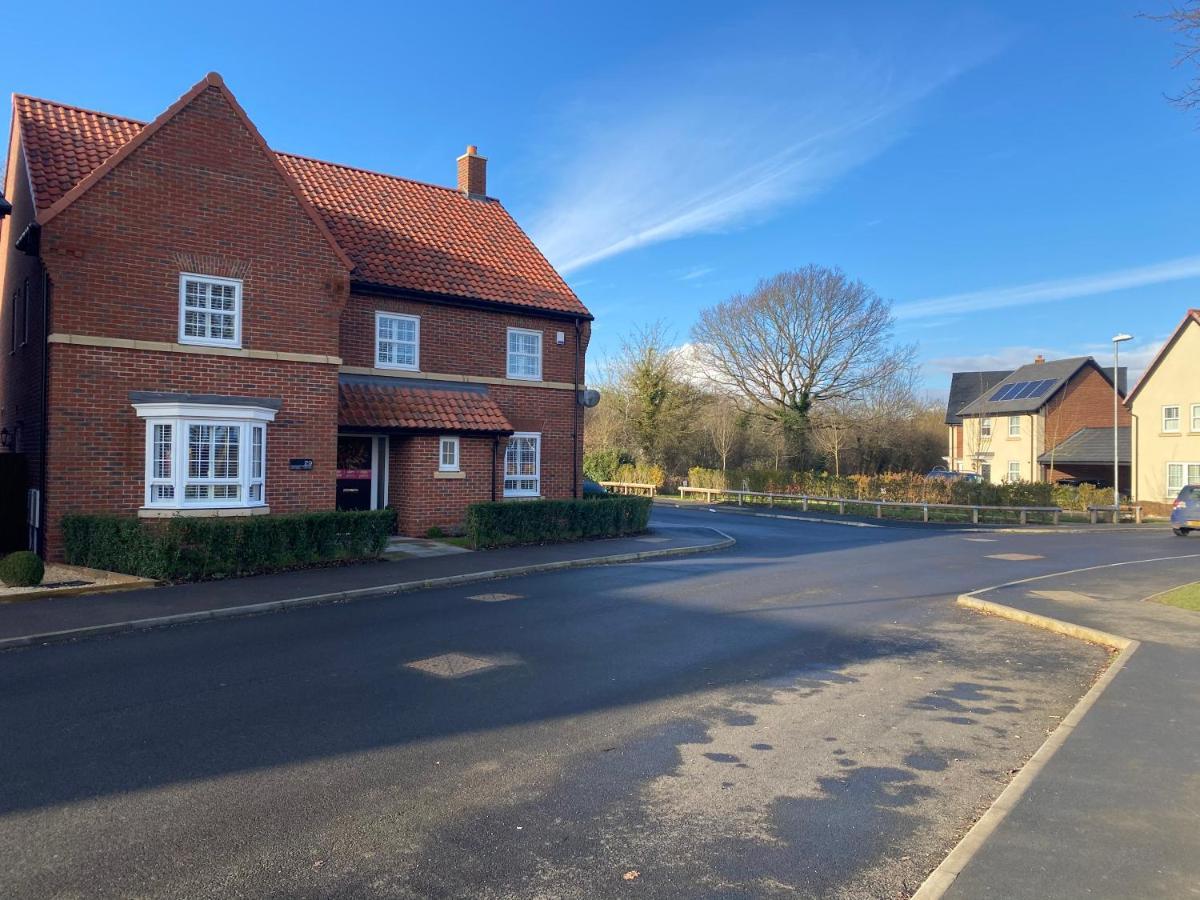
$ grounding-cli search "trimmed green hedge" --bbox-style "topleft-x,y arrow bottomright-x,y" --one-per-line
0,551 -> 44,587
62,509 -> 396,581
465,496 -> 652,549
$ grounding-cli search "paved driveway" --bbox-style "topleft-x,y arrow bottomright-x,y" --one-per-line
0,507 -> 1182,898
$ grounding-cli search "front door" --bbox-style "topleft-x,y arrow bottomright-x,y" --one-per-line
336,436 -> 374,511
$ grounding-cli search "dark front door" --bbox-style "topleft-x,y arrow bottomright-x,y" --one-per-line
336,436 -> 373,511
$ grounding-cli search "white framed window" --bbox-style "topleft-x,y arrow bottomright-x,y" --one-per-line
1007,461 -> 1020,482
1008,416 -> 1021,437
439,435 -> 460,472
980,418 -> 992,438
1163,405 -> 1181,433
134,400 -> 276,509
1167,462 -> 1200,496
179,273 -> 241,348
506,328 -> 542,380
504,432 -> 541,496
1192,404 -> 1200,433
376,312 -> 420,370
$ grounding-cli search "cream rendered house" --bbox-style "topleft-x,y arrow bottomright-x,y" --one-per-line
952,356 -> 1129,487
1127,309 -> 1200,511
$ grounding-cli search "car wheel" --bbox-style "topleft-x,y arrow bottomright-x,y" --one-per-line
1173,528 -> 1191,537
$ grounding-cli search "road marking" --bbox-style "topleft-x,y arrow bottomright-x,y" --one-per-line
404,653 -> 517,678
964,538 -> 998,542
986,553 -> 1044,561
636,536 -> 672,543
1031,590 -> 1096,604
750,513 -> 882,528
468,592 -> 524,603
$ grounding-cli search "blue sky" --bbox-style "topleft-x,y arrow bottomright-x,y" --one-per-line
3,1 -> 1196,395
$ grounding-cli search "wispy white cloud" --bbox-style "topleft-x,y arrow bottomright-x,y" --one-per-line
528,25 -> 999,275
928,337 -> 1167,383
680,266 -> 716,281
897,254 -> 1200,320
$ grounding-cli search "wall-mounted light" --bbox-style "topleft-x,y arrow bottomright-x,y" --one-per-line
0,427 -> 12,450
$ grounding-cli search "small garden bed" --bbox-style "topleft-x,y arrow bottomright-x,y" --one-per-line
0,563 -> 153,601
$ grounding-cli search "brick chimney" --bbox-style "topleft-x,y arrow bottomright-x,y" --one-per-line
457,145 -> 487,197
1034,354 -> 1045,365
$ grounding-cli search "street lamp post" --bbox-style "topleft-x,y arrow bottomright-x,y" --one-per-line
1112,333 -> 1133,517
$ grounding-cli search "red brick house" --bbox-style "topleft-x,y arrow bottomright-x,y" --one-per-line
0,73 -> 592,558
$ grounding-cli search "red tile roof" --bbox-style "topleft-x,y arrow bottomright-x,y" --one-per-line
11,82 -> 588,318
338,382 -> 514,434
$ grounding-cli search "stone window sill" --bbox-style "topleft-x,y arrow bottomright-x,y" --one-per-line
138,505 -> 271,518
434,471 -> 466,480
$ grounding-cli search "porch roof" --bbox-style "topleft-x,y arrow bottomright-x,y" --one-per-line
1038,427 -> 1130,466
338,380 -> 513,435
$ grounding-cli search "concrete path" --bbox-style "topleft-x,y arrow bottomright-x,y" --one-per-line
0,525 -> 726,647
937,551 -> 1200,899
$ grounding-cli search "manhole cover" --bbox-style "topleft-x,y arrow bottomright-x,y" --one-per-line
404,653 -> 512,679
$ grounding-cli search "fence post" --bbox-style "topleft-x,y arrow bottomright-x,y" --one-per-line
922,504 -> 929,523
838,500 -> 845,514
1019,509 -> 1027,526
738,492 -> 743,507
769,493 -> 774,508
1053,510 -> 1060,525
971,507 -> 979,525
875,502 -> 883,519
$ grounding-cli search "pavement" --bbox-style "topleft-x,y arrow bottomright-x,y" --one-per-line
0,525 -> 726,647
935,551 -> 1200,900
0,506 -> 1195,898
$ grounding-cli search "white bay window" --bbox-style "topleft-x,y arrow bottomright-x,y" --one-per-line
134,400 -> 277,511
504,433 -> 541,497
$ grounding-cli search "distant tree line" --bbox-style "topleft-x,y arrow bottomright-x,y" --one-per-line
584,265 -> 946,486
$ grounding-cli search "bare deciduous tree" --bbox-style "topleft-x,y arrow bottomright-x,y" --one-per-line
1146,3 -> 1200,110
702,397 -> 741,471
691,265 -> 915,467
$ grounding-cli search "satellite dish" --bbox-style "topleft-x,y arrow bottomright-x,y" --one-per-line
578,389 -> 601,408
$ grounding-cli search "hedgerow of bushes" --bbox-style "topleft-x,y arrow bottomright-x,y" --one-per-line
465,496 -> 651,549
61,510 -> 396,581
685,467 -> 1113,509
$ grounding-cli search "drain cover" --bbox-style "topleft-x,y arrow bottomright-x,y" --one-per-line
404,653 -> 512,679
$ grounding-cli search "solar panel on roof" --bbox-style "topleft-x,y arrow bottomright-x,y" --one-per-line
1027,378 -> 1056,398
990,383 -> 1017,401
1012,381 -> 1039,400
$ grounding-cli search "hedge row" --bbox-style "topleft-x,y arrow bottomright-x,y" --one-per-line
685,467 -> 1114,509
465,496 -> 651,549
62,510 -> 396,581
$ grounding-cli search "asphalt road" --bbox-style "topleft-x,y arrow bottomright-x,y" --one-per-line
0,506 -> 1183,899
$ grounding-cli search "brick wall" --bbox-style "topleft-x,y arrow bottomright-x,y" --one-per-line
34,84 -> 349,559
1045,364 -> 1130,452
341,292 -> 586,383
388,434 -> 499,535
43,345 -> 338,558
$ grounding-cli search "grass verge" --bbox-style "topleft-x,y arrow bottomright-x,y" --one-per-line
1152,582 -> 1200,612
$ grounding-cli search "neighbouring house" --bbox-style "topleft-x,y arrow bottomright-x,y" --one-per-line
944,370 -> 1010,473
1126,309 -> 1200,514
0,73 -> 592,558
947,355 -> 1128,488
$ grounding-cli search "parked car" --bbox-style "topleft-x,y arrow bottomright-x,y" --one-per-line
583,478 -> 609,497
1171,485 -> 1200,536
927,467 -> 982,483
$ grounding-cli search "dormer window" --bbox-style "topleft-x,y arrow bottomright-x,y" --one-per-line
179,273 -> 241,348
